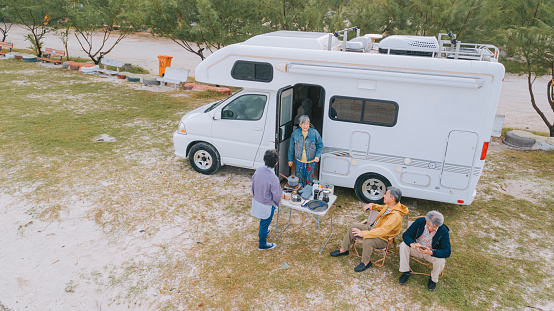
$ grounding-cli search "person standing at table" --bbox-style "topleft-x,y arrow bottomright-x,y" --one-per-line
288,115 -> 323,186
251,149 -> 282,250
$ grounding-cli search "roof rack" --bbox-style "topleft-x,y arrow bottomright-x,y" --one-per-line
436,32 -> 499,61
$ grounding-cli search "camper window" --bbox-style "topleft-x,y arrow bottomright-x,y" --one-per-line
231,61 -> 273,82
329,96 -> 398,127
221,94 -> 267,120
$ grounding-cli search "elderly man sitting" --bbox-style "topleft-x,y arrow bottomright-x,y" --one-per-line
330,187 -> 408,272
398,210 -> 451,291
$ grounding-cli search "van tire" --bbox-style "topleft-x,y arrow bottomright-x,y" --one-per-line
188,143 -> 220,175
354,173 -> 391,204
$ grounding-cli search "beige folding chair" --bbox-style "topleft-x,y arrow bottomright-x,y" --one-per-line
406,216 -> 444,278
350,209 -> 397,267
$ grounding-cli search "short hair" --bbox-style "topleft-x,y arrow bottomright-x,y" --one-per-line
387,186 -> 402,203
425,210 -> 444,228
298,115 -> 310,125
264,149 -> 279,168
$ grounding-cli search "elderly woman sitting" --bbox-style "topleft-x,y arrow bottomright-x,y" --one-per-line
287,115 -> 323,186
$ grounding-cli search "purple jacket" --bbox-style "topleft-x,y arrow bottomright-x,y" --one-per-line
251,166 -> 282,208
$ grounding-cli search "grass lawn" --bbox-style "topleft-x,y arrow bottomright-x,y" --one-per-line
0,59 -> 553,310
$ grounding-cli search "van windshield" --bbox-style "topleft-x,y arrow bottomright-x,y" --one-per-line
204,90 -> 242,113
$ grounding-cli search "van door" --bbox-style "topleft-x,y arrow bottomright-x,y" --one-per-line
212,92 -> 269,167
440,130 -> 478,189
276,86 -> 294,178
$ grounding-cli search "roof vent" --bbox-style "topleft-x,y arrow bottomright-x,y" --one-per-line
378,35 -> 439,57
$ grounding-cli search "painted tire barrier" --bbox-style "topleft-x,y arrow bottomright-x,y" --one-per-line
127,76 -> 140,83
5,54 -> 15,59
503,131 -> 536,149
80,65 -> 99,74
62,62 -> 70,69
22,57 -> 38,62
69,64 -> 80,71
14,55 -> 22,60
143,78 -> 160,86
117,74 -> 126,79
182,83 -> 232,95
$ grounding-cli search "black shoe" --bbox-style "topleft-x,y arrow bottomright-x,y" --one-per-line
330,249 -> 349,257
258,243 -> 276,250
354,261 -> 372,272
399,272 -> 411,285
427,277 -> 437,291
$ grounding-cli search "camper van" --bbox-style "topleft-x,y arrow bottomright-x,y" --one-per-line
173,29 -> 504,205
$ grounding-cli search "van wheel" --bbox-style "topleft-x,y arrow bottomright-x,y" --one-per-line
189,143 -> 220,175
354,173 -> 391,204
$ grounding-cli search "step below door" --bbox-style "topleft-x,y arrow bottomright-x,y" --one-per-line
440,130 -> 478,190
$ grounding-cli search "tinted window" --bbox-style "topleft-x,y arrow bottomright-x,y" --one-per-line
221,94 -> 267,120
232,61 -> 273,82
330,96 -> 398,127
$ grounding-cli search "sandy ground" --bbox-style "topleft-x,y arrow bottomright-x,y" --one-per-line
1,25 -> 554,310
4,24 -> 554,133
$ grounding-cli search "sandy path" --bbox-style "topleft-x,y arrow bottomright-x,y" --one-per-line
5,24 -> 554,133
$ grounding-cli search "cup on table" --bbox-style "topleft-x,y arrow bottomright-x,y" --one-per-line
313,188 -> 320,199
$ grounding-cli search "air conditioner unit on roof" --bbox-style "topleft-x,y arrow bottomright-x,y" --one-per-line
378,35 -> 439,57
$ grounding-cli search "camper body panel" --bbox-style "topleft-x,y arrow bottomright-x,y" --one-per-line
178,32 -> 504,205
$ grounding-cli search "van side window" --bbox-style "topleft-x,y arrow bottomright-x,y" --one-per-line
330,96 -> 398,127
221,94 -> 267,120
231,61 -> 273,82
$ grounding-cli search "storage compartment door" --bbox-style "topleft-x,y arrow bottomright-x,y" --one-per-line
440,130 -> 478,189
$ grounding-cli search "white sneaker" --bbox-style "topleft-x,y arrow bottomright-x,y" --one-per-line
267,228 -> 272,235
258,243 -> 277,250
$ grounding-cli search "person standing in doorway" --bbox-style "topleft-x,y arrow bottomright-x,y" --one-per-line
288,115 -> 323,186
251,149 -> 282,250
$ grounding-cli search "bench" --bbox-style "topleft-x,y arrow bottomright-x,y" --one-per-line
0,42 -> 13,55
37,47 -> 66,64
157,67 -> 190,89
97,58 -> 122,76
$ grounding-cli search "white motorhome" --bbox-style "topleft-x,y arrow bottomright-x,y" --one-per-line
173,29 -> 504,205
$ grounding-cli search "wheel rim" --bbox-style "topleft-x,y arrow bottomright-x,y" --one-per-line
361,178 -> 387,201
193,150 -> 212,170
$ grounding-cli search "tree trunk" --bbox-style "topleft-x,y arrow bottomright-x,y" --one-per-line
546,78 -> 554,137
527,72 -> 553,135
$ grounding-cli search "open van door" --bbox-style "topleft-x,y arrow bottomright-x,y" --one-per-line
276,86 -> 294,179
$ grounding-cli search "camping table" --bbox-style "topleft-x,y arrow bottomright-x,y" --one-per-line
274,194 -> 337,254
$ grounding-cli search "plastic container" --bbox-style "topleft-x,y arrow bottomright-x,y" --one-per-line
157,55 -> 173,77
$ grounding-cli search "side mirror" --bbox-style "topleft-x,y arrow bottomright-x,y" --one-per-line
222,110 -> 234,119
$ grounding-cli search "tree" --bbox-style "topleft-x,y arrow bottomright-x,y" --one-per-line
492,0 -> 554,136
345,0 -> 484,40
67,0 -> 138,64
5,0 -> 64,56
143,0 -> 351,60
257,0 -> 350,33
144,0 -> 260,61
0,0 -> 15,42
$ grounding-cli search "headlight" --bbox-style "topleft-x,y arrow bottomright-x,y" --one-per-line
178,121 -> 186,134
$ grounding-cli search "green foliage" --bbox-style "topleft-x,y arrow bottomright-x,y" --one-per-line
67,0 -> 139,64
142,0 -> 258,60
488,0 -> 554,136
24,34 -> 43,54
5,0 -> 65,56
346,0 -> 485,40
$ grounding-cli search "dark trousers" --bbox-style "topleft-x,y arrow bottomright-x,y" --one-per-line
258,206 -> 275,247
